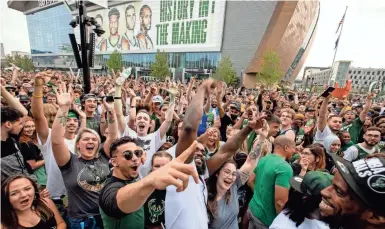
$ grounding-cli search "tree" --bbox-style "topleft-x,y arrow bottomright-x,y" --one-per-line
213,55 -> 237,86
106,50 -> 123,72
150,49 -> 169,79
255,50 -> 283,89
4,54 -> 35,72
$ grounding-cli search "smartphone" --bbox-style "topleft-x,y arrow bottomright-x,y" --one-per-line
105,96 -> 114,103
320,87 -> 335,98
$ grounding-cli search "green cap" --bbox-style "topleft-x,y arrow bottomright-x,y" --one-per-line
290,171 -> 333,196
68,111 -> 78,119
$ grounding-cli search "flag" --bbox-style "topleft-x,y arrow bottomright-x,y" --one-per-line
335,8 -> 347,34
335,34 -> 340,50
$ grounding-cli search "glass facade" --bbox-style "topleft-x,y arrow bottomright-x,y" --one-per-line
33,52 -> 221,70
27,5 -> 73,54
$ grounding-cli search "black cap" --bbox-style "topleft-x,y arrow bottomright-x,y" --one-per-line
19,95 -> 30,101
305,107 -> 315,112
331,153 -> 385,211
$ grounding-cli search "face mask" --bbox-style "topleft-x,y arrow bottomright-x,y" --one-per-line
231,114 -> 238,120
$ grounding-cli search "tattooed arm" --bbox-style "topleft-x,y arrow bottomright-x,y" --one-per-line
239,119 -> 269,185
51,93 -> 72,167
238,140 -> 263,185
103,99 -> 119,158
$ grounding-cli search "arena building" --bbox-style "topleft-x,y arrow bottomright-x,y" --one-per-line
8,0 -> 320,83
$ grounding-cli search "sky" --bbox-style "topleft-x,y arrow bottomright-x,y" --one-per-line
1,0 -> 385,78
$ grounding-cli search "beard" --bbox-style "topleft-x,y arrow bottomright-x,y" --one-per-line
196,161 -> 207,176
364,139 -> 377,147
321,213 -> 366,229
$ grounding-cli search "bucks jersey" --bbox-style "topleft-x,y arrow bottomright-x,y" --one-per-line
123,33 -> 139,49
106,36 -> 123,51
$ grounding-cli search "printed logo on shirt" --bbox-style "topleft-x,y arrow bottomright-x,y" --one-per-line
136,138 -> 151,152
147,198 -> 165,223
77,164 -> 109,192
368,175 -> 385,194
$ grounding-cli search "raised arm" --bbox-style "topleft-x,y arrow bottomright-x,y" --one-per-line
204,94 -> 211,114
207,116 -> 265,175
216,81 -> 225,118
10,66 -> 20,86
114,81 -> 127,135
360,93 -> 373,122
238,120 -> 268,184
159,104 -> 175,139
31,72 -> 51,144
176,80 -> 214,163
317,95 -> 331,132
186,77 -> 195,103
144,85 -> 155,108
51,92 -> 72,167
103,99 -> 118,158
1,86 -> 28,117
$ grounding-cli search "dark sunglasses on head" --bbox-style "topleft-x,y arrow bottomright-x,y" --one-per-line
119,150 -> 144,160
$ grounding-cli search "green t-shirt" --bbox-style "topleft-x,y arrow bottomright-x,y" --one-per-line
295,128 -> 305,145
341,118 -> 363,144
249,154 -> 293,226
99,177 -> 144,229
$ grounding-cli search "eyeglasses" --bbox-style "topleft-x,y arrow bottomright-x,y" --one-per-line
223,169 -> 237,179
114,150 -> 143,160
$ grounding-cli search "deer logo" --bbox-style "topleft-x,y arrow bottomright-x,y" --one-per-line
148,199 -> 165,223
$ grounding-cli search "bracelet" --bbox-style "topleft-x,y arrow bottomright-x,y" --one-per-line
32,94 -> 43,98
113,97 -> 121,99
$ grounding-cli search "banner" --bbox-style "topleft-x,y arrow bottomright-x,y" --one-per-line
85,0 -> 226,53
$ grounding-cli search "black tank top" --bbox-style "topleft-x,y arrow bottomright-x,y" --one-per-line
22,217 -> 57,229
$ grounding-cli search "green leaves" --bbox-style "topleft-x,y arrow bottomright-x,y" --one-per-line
150,49 -> 169,79
256,50 -> 283,89
5,54 -> 35,72
213,55 -> 237,86
106,50 -> 123,73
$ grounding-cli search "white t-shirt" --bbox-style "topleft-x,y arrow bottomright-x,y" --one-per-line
122,124 -> 166,177
64,137 -> 77,155
343,143 -> 378,162
270,211 -> 329,229
38,129 -> 76,199
165,158 -> 209,229
313,126 -> 335,145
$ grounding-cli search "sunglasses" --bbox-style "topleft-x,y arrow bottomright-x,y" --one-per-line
7,89 -> 15,92
116,150 -> 144,160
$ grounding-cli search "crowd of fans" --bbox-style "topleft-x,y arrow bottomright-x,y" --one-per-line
1,65 -> 385,229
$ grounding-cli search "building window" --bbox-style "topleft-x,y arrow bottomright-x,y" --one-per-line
357,71 -> 361,74
367,72 -> 370,75
353,71 -> 356,74
349,70 -> 352,74
372,72 -> 375,75
378,71 -> 381,75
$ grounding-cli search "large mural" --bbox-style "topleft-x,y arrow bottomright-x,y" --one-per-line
80,0 -> 226,53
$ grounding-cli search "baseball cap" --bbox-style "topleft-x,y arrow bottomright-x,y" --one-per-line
19,95 -> 30,101
290,171 -> 333,196
230,102 -> 241,111
330,153 -> 385,211
373,115 -> 385,125
5,84 -> 16,90
82,93 -> 96,101
152,95 -> 164,105
305,107 -> 315,112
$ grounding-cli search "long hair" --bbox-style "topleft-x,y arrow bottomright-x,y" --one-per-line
284,190 -> 322,227
205,127 -> 221,150
19,116 -> 37,145
306,144 -> 326,171
75,128 -> 102,158
206,160 -> 237,223
1,174 -> 54,229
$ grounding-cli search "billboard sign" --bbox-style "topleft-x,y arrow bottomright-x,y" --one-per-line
85,0 -> 226,53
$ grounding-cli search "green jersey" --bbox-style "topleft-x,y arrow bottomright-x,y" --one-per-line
341,118 -> 363,144
295,128 -> 305,145
249,154 -> 293,226
99,176 -> 144,229
151,113 -> 161,132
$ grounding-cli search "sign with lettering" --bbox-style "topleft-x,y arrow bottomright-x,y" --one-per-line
38,0 -> 59,7
85,0 -> 226,53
